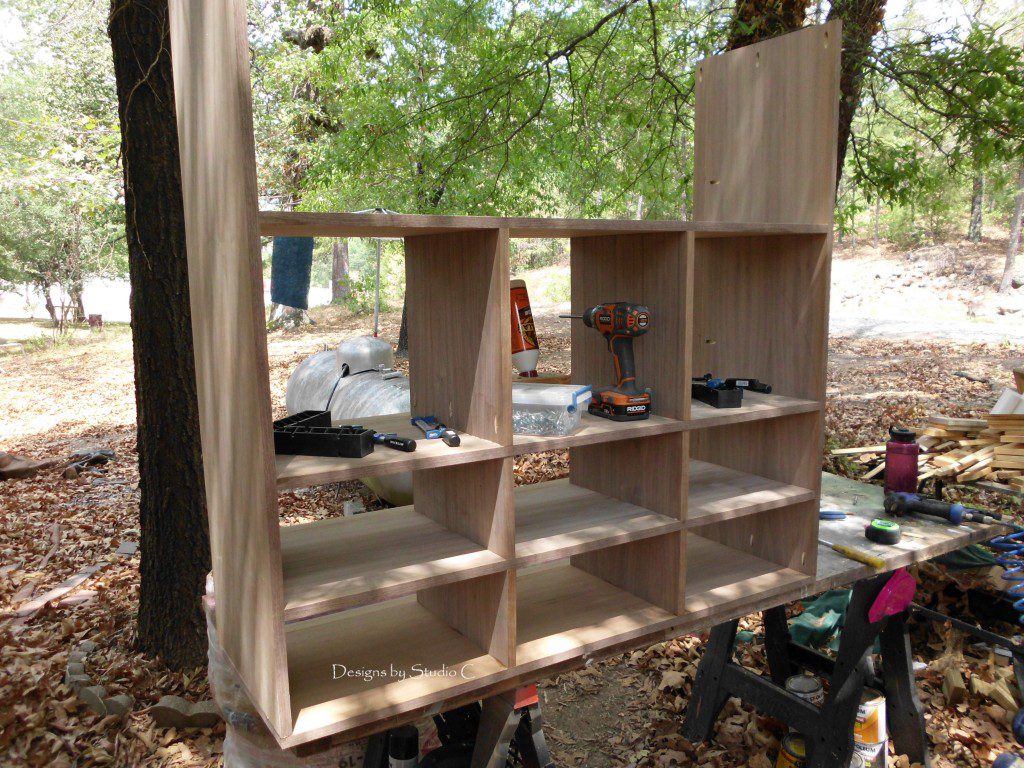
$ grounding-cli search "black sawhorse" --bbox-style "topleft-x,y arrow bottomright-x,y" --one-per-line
682,573 -> 931,768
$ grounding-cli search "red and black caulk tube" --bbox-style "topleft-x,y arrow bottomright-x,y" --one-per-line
510,278 -> 540,377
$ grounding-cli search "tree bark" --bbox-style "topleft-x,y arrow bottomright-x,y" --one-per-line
967,172 -> 984,242
397,298 -> 409,356
873,197 -> 881,248
727,0 -> 810,50
108,0 -> 212,669
1001,164 -> 1024,293
331,238 -> 349,303
828,0 -> 887,190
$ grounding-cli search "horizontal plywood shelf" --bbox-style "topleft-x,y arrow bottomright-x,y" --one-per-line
512,413 -> 685,455
287,597 -> 506,743
684,534 -> 808,619
259,210 -> 830,240
689,392 -> 820,428
516,562 -> 677,666
515,479 -> 682,565
275,412 -> 506,490
687,460 -> 816,528
280,508 -> 508,621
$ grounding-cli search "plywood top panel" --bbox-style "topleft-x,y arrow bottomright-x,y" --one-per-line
512,413 -> 685,454
259,211 -> 828,239
689,392 -> 820,428
168,0 -> 290,736
693,22 -> 841,225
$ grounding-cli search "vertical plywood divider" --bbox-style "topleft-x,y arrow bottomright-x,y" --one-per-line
168,0 -> 291,737
567,233 -> 690,614
407,228 -> 515,665
693,21 -> 841,226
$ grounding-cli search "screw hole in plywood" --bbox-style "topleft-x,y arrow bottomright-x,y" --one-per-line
755,51 -> 760,67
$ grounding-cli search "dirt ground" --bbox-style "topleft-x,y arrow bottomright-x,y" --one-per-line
2,237 -> 1024,767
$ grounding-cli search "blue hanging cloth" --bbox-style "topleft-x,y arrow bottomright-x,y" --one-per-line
270,236 -> 314,310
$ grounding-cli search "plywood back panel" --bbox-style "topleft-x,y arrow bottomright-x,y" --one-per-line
168,0 -> 290,736
692,234 -> 830,403
405,229 -> 511,443
693,22 -> 841,225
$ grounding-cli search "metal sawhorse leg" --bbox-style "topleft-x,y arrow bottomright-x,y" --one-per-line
682,573 -> 930,768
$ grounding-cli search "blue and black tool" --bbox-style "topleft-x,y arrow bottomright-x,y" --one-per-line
373,432 -> 416,452
884,491 -> 1000,525
411,416 -> 461,447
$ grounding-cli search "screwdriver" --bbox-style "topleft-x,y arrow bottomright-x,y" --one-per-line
819,538 -> 886,570
373,432 -> 417,452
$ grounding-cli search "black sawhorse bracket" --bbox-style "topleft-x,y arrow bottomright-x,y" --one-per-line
682,573 -> 931,768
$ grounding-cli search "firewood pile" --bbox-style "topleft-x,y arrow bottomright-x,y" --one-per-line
835,385 -> 1024,493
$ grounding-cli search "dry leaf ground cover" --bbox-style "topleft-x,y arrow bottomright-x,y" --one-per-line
1,293 -> 1023,766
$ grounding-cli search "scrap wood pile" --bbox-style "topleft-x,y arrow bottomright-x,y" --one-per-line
835,384 -> 1024,493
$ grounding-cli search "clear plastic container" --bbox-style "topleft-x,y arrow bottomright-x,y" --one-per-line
512,383 -> 592,436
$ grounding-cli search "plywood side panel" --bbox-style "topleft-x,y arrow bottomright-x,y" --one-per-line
413,458 -> 515,558
693,22 -> 841,225
167,0 -> 290,736
405,229 -> 511,444
570,534 -> 684,614
692,235 -> 830,403
418,571 -> 516,666
691,500 -> 818,576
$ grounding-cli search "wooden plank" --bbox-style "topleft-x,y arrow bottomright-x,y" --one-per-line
684,533 -> 809,618
287,597 -> 506,742
693,22 -> 841,225
405,229 -> 510,444
514,479 -> 682,566
515,563 -> 677,666
688,392 -> 821,428
257,210 -> 830,239
570,534 -> 684,614
418,571 -> 515,667
928,415 -> 988,429
279,508 -> 509,621
167,0 -> 290,736
512,413 -> 685,455
275,413 -> 507,490
687,459 -> 816,528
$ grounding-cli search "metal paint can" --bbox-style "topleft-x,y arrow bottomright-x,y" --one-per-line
785,673 -> 825,707
853,739 -> 886,768
854,687 -> 887,745
848,752 -> 866,768
776,733 -> 806,768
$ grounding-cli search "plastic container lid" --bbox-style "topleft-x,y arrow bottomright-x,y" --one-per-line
512,383 -> 592,412
889,425 -> 916,443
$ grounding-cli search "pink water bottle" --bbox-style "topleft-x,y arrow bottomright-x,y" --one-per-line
884,426 -> 919,494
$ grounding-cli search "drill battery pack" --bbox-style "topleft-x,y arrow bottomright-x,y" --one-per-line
589,389 -> 652,421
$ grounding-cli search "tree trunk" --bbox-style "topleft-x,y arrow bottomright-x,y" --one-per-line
967,172 -> 984,242
828,0 -> 887,191
1001,164 -> 1024,293
70,281 -> 86,323
873,197 -> 880,248
109,0 -> 211,670
331,238 -> 349,303
397,298 -> 409,356
43,289 -> 58,327
727,0 -> 809,50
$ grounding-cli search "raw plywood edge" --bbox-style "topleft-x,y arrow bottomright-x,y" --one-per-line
168,0 -> 291,736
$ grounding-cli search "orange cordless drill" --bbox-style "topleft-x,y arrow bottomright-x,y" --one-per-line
561,302 -> 652,421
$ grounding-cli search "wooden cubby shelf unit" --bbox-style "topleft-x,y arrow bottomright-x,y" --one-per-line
170,1 -> 839,747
